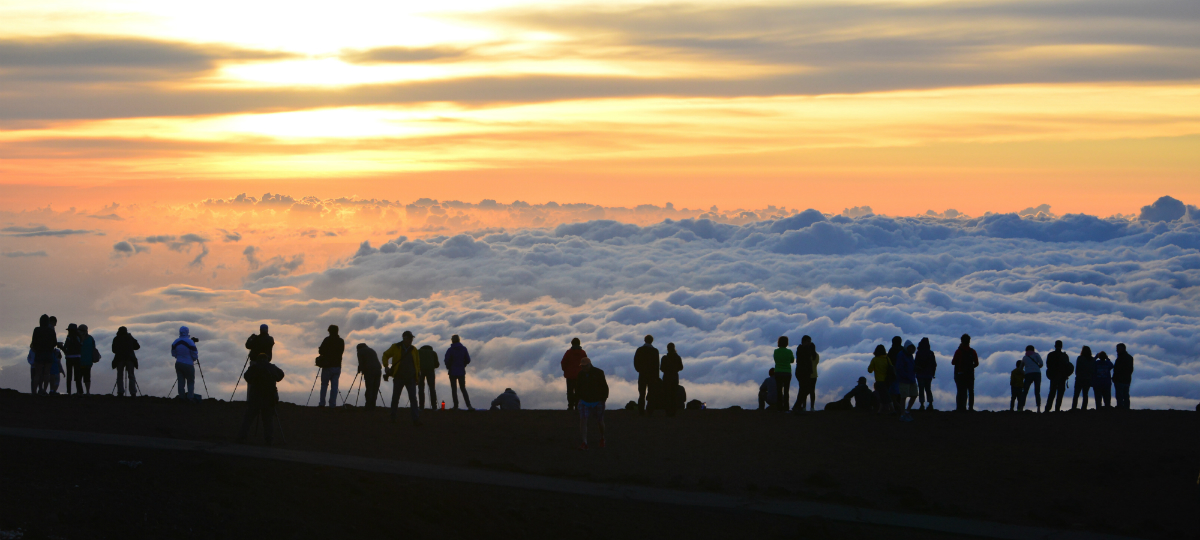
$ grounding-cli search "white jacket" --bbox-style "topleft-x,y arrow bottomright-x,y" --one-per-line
1022,352 -> 1043,374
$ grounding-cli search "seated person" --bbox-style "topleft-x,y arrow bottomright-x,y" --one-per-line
758,368 -> 778,410
825,377 -> 877,411
490,388 -> 521,410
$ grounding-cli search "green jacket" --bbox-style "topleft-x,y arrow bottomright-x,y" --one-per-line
773,347 -> 794,373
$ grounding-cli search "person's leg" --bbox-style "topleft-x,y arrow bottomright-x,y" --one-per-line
775,372 -> 791,412
364,372 -> 380,409
261,401 -> 276,445
417,372 -> 427,409
966,377 -> 975,410
115,364 -> 126,396
406,381 -> 420,424
809,379 -> 818,411
597,404 -> 606,442
128,368 -> 138,397
30,364 -> 37,394
449,375 -> 460,409
1116,383 -> 1130,409
566,378 -> 577,411
65,361 -> 74,395
427,372 -> 437,409
175,363 -> 186,398
329,367 -> 340,407
81,365 -> 92,394
1046,380 -> 1058,411
186,365 -> 195,401
238,399 -> 261,442
1010,387 -> 1017,411
390,378 -> 401,420
637,375 -> 649,414
665,374 -> 678,417
758,390 -> 767,410
1081,384 -> 1090,410
459,376 -> 472,409
579,406 -> 589,445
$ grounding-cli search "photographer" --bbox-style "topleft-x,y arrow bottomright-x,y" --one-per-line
237,354 -> 285,445
246,324 -> 275,361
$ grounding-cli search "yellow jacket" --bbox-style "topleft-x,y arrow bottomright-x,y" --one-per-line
867,354 -> 892,383
381,342 -> 421,379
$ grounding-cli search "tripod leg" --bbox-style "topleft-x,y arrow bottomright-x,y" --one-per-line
195,361 -> 211,400
274,409 -> 286,445
306,368 -> 321,407
229,354 -> 250,401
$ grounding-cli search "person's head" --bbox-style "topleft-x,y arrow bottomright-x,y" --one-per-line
451,334 -> 460,344
66,323 -> 78,336
79,324 -> 88,336
260,324 -> 269,335
801,335 -> 812,345
857,376 -> 867,385
1097,351 -> 1108,360
1081,345 -> 1092,357
39,314 -> 49,327
1016,360 -> 1023,369
179,326 -> 189,337
357,343 -> 368,351
328,324 -> 339,336
1055,340 -> 1063,351
769,367 -> 775,377
579,356 -> 592,371
117,326 -> 128,336
1116,343 -> 1126,353
891,336 -> 902,346
402,330 -> 414,343
1025,345 -> 1035,353
778,336 -> 789,348
904,340 -> 915,354
571,337 -> 581,348
644,335 -> 654,344
960,334 -> 971,346
49,316 -> 57,327
874,344 -> 887,356
666,342 -> 676,353
918,337 -> 930,350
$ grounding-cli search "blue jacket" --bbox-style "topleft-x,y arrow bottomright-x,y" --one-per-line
444,343 -> 471,377
1094,356 -> 1114,386
895,348 -> 917,384
171,329 -> 198,365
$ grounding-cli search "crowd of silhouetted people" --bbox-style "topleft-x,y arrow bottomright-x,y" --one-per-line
27,314 -> 1137,448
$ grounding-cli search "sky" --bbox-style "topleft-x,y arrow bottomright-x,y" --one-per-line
1,0 -> 1199,409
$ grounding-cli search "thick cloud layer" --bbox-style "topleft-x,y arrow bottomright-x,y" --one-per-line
3,199 -> 1199,410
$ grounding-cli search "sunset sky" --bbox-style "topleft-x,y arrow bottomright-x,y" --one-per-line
3,0 -> 1198,215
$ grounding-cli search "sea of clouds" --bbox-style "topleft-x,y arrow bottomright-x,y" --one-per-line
2,196 -> 1199,410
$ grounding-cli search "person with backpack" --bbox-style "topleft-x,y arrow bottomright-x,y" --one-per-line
793,336 -> 819,412
577,357 -> 609,450
1021,345 -> 1044,412
76,324 -> 99,395
417,344 -> 439,410
443,334 -> 473,411
561,338 -> 586,411
772,336 -> 794,412
1113,343 -> 1134,410
951,334 -> 979,412
171,326 -> 199,402
914,337 -> 937,410
1072,346 -> 1096,410
867,344 -> 894,414
633,335 -> 660,416
62,324 -> 82,395
1093,351 -> 1115,409
355,343 -> 382,409
236,353 -> 285,445
382,330 -> 422,425
1044,340 -> 1073,412
660,342 -> 684,417
316,325 -> 345,408
111,326 -> 140,397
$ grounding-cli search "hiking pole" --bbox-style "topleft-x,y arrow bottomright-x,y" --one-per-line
229,353 -> 251,401
305,368 -> 321,406
194,360 -> 211,400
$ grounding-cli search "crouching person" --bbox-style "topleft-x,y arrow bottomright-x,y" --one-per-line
490,388 -> 521,410
237,356 -> 285,445
577,357 -> 609,450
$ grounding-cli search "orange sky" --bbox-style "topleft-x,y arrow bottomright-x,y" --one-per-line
2,0 -> 1199,216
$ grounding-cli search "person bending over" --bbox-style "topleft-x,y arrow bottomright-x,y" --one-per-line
355,343 -> 382,409
417,344 -> 439,410
577,357 -> 609,450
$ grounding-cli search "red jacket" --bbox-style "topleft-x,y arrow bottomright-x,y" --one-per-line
951,347 -> 979,375
561,347 -> 586,379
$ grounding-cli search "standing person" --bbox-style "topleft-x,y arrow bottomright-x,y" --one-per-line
896,340 -> 918,417
633,335 -> 660,416
236,353 -> 285,445
1009,361 -> 1025,411
867,344 -> 894,414
576,357 -> 609,450
171,326 -> 198,402
793,336 -> 819,412
76,324 -> 98,395
1093,351 -> 1114,409
1072,346 -> 1095,410
444,334 -> 473,410
111,326 -> 140,397
1044,341 -> 1073,412
316,325 -> 345,408
355,343 -> 382,409
661,342 -> 684,417
772,336 -> 793,412
245,324 -> 275,362
1113,343 -> 1134,410
29,314 -> 57,394
561,338 -> 586,411
62,324 -> 82,395
758,368 -> 778,410
382,331 -> 422,425
914,337 -> 937,410
1021,345 -> 1044,412
417,344 -> 439,410
951,334 -> 980,412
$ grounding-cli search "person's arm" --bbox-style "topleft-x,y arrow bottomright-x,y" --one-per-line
868,360 -> 876,374
131,337 -> 140,351
380,346 -> 395,378
463,348 -> 470,366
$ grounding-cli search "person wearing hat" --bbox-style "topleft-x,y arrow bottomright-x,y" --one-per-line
62,323 -> 82,395
246,324 -> 275,362
171,326 -> 199,401
382,331 -> 422,425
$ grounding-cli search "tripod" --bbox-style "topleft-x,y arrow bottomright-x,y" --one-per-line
195,360 -> 211,400
249,405 -> 287,445
229,353 -> 251,401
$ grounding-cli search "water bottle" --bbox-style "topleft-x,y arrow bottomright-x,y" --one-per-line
441,400 -> 446,410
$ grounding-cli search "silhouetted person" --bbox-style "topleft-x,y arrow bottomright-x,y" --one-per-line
444,334 -> 473,410
793,336 -> 819,412
1009,361 -> 1025,411
1113,343 -> 1134,410
772,336 -> 793,412
661,342 -> 683,417
576,357 -> 609,450
914,337 -> 937,410
246,324 -> 275,362
237,355 -> 285,445
383,331 -> 422,425
62,323 -> 81,395
1019,345 -> 1043,412
561,338 -> 586,411
29,314 -> 57,394
316,325 -> 345,407
825,377 -> 877,411
415,345 -> 439,410
490,388 -> 521,410
633,335 -> 660,416
355,343 -> 382,409
868,344 -> 894,414
76,324 -> 98,395
1093,351 -> 1114,409
111,326 -> 140,397
951,334 -> 979,411
758,368 -> 778,410
1044,341 -> 1072,412
1072,346 -> 1095,410
48,348 -> 64,394
896,340 -> 918,415
171,326 -> 198,401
